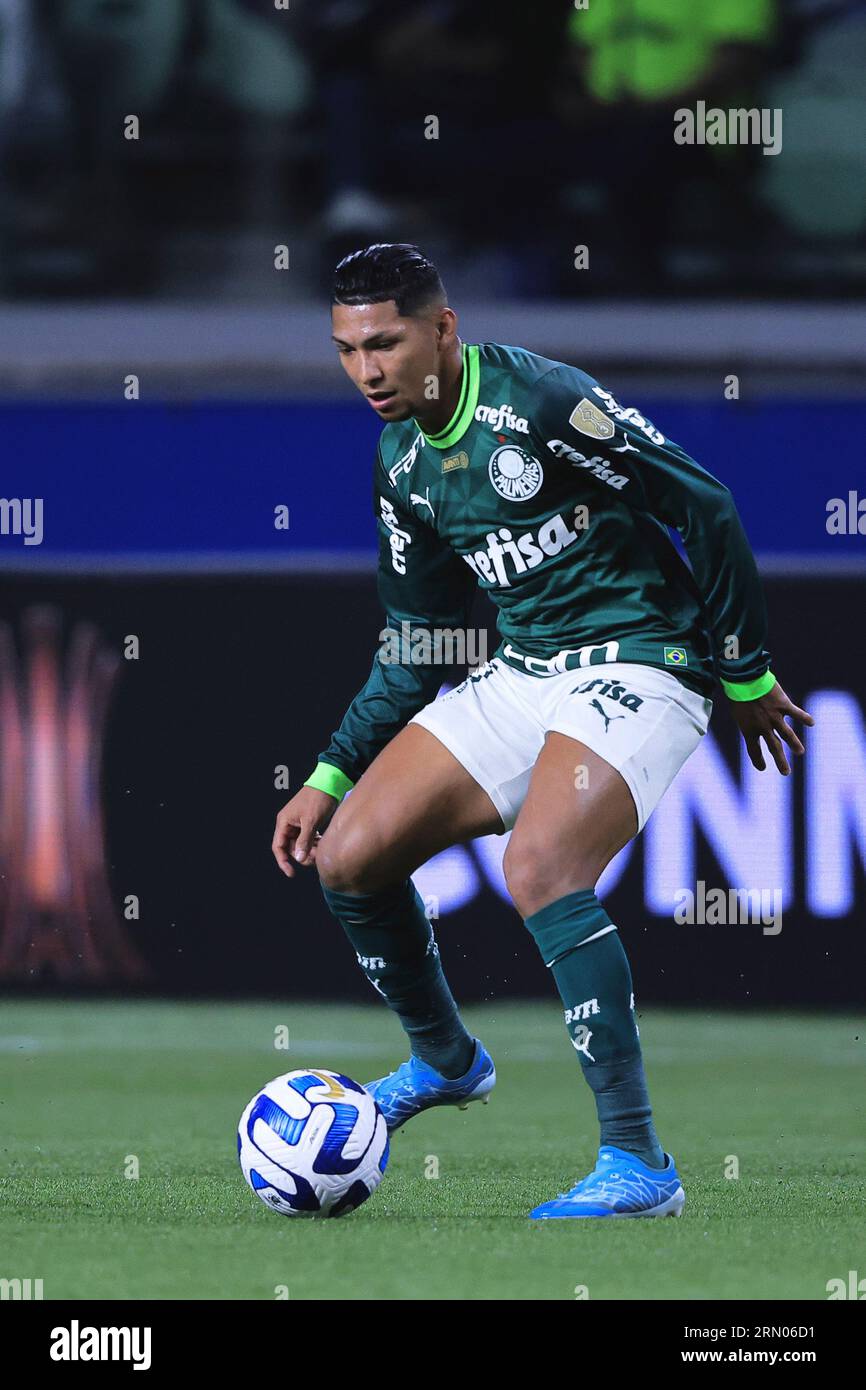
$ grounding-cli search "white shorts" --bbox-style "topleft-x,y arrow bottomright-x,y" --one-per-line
409,658 -> 713,833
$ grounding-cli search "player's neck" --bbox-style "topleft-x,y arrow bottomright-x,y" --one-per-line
413,338 -> 464,437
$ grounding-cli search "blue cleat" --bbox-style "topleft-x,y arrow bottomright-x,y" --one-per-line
364,1038 -> 496,1132
529,1145 -> 685,1219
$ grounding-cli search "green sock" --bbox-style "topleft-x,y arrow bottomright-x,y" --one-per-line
524,889 -> 666,1169
321,879 -> 475,1079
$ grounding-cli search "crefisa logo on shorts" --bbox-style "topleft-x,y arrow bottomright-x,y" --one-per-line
488,446 -> 544,501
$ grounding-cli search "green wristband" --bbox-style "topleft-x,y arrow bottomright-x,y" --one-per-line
303,762 -> 355,801
721,670 -> 777,702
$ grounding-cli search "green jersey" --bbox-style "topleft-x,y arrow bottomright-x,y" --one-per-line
313,341 -> 772,791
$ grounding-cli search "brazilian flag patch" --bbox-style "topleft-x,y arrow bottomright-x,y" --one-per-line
664,647 -> 688,667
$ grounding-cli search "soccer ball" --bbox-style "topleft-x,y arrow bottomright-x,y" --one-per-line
237,1068 -> 389,1218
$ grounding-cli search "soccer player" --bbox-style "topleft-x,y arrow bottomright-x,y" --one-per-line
272,244 -> 813,1219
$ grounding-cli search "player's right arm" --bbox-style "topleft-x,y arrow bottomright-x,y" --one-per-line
272,446 -> 476,878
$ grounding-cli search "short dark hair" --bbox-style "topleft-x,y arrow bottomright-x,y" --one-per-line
332,243 -> 446,316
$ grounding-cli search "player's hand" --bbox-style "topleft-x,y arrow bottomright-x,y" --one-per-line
728,680 -> 815,775
272,786 -> 339,879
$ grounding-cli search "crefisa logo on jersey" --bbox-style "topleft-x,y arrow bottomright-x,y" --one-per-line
488,445 -> 544,501
475,402 -> 529,434
591,386 -> 665,446
379,495 -> 412,574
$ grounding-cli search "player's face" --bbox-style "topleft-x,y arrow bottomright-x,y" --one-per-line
331,301 -> 442,422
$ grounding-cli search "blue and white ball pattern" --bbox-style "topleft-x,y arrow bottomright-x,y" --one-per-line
238,1069 -> 389,1218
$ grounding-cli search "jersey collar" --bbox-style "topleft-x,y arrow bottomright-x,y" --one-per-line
414,342 -> 480,450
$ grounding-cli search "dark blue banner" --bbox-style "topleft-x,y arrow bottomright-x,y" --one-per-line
2,398 -> 865,563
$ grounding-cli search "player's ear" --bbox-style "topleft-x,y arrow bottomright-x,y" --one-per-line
436,306 -> 457,343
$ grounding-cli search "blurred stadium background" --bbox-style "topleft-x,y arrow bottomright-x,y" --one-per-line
1,0 -> 864,1012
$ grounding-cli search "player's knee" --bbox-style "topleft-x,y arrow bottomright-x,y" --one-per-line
503,840 -> 555,918
503,839 -> 594,919
316,824 -> 377,894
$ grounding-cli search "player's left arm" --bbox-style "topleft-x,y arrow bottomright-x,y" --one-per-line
535,365 -> 814,774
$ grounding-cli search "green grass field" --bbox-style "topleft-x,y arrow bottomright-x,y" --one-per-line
1,1000 -> 863,1301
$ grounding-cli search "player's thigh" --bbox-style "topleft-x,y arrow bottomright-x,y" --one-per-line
503,732 -> 638,916
317,722 -> 504,893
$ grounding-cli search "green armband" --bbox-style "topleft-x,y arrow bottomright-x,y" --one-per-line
303,762 -> 355,801
721,670 -> 777,702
